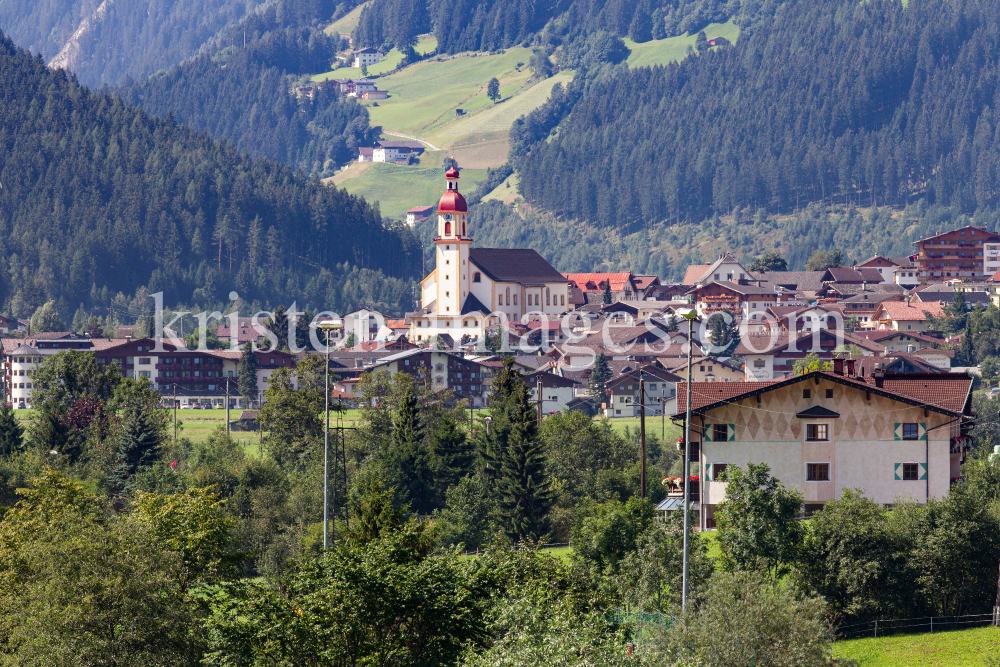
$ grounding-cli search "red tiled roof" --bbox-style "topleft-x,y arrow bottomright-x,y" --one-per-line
875,301 -> 945,322
677,371 -> 971,416
562,272 -> 633,293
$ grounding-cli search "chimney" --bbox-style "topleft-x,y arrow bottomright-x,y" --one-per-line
833,358 -> 844,375
846,359 -> 856,376
873,365 -> 885,388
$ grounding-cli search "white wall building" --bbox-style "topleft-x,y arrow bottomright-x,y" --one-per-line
352,48 -> 381,68
410,169 -> 570,345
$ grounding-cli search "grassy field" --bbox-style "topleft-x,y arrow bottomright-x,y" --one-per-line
601,415 -> 683,443
324,2 -> 369,36
482,172 -> 521,204
833,627 -> 1000,666
624,19 -> 740,69
330,163 -> 487,219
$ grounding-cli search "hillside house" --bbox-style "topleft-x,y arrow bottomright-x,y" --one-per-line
372,140 -> 425,162
562,272 -> 638,303
677,369 -> 974,529
526,371 -> 581,413
352,48 -> 380,68
406,205 -> 434,226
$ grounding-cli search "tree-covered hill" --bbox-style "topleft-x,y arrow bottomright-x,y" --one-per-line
0,0 -> 273,88
516,0 -> 1000,231
0,31 -> 420,320
121,0 -> 378,176
353,0 -> 744,54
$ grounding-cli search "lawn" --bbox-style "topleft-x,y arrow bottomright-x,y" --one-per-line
601,415 -> 683,443
624,19 -> 740,69
331,162 -> 487,220
833,626 -> 1000,666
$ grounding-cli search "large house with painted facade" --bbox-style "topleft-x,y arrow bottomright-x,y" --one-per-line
675,367 -> 974,529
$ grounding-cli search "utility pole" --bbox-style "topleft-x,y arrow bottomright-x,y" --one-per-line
536,375 -> 543,426
681,310 -> 698,614
661,384 -> 665,440
173,384 -> 177,445
225,378 -> 230,435
324,326 -> 331,550
639,376 -> 646,499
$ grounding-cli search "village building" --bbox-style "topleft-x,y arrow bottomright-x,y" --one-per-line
405,205 -> 435,226
676,368 -> 974,529
687,281 -> 777,321
409,169 -> 570,345
682,253 -> 752,286
562,272 -> 638,303
366,348 -> 493,406
603,365 -> 681,417
372,140 -> 425,163
913,225 -> 1000,281
733,329 -> 884,381
526,371 -> 581,413
352,48 -> 381,68
870,300 -> 946,331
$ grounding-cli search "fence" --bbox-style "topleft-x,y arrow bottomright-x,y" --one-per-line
837,612 -> 996,640
606,609 -> 675,647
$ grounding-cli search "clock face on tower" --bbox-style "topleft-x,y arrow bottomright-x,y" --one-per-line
444,214 -> 453,221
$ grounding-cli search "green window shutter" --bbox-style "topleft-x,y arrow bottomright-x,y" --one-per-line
728,424 -> 736,441
919,423 -> 927,441
894,463 -> 902,480
894,424 -> 902,440
919,463 -> 927,480
704,426 -> 713,442
706,463 -> 712,480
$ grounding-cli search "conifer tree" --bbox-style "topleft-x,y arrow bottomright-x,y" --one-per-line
110,404 -> 161,491
238,341 -> 259,408
588,352 -> 612,405
268,306 -> 289,351
496,380 -> 553,542
387,378 -> 434,511
0,402 -> 24,457
29,408 -> 76,461
602,280 -> 613,304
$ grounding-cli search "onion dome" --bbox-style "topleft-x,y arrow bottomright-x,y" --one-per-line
438,190 -> 468,212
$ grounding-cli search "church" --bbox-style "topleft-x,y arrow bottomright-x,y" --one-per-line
408,168 -> 569,345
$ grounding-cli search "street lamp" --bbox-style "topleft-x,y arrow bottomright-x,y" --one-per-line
311,318 -> 343,551
676,307 -> 700,615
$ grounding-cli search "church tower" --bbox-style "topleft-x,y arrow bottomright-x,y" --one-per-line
434,166 -> 470,321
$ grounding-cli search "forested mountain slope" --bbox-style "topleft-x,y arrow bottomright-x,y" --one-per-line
353,0 -> 745,53
0,32 -> 419,320
120,0 -> 375,176
516,0 -> 1000,230
0,0 -> 272,87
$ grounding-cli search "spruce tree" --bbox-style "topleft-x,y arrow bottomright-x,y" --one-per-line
602,280 -> 613,304
110,405 -> 161,491
959,329 -> 975,367
387,379 -> 434,512
496,380 -> 553,542
0,402 -> 24,457
237,341 -> 259,408
29,408 -> 76,461
588,352 -> 612,405
268,306 -> 289,351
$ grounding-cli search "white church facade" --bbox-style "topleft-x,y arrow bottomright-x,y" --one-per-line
409,168 -> 570,345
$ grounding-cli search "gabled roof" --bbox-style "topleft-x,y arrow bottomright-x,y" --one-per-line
874,301 -> 946,322
471,249 -> 567,286
858,255 -> 901,267
607,364 -> 683,387
753,271 -> 827,293
461,293 -> 490,315
562,272 -> 633,293
677,370 -> 973,417
732,329 -> 885,356
683,253 -> 747,285
913,225 -> 1000,244
633,276 -> 661,290
822,266 -> 867,283
858,267 -> 887,283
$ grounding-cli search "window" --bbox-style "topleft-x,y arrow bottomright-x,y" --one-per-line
713,463 -> 728,480
513,295 -> 518,305
505,287 -> 510,306
806,424 -> 829,441
806,463 -> 830,481
560,295 -> 565,306
444,221 -> 451,235
902,423 -> 919,440
139,371 -> 151,378
713,424 -> 728,441
139,357 -> 151,365
825,389 -> 833,398
803,389 -> 811,398
498,295 -> 503,305
903,463 -> 919,480
473,272 -> 481,282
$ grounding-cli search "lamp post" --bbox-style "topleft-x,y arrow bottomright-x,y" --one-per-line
311,318 -> 343,551
677,307 -> 700,614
